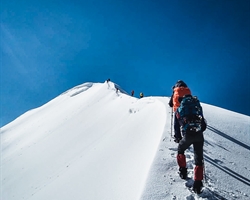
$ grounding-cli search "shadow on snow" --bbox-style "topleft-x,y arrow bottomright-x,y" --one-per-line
207,125 -> 250,151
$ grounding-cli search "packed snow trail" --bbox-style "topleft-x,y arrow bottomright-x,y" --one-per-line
140,97 -> 198,199
140,99 -> 250,200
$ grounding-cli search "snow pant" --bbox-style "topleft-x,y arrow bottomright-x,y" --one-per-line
177,132 -> 204,181
174,113 -> 181,139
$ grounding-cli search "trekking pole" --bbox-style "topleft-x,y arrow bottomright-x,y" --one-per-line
170,108 -> 173,140
203,160 -> 207,183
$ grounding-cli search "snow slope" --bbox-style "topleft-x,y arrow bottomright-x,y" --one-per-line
141,101 -> 250,200
1,81 -> 250,200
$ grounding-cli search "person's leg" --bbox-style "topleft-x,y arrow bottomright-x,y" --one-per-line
177,135 -> 194,155
193,134 -> 204,166
177,135 -> 193,179
192,134 -> 204,193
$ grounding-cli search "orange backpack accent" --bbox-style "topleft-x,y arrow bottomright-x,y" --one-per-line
173,87 -> 191,111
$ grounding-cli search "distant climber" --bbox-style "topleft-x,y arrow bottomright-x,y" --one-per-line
115,86 -> 119,93
106,78 -> 110,83
139,92 -> 144,98
131,90 -> 134,96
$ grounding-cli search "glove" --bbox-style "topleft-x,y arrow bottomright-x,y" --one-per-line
174,137 -> 182,143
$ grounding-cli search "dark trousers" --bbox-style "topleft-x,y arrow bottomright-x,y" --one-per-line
178,133 -> 204,166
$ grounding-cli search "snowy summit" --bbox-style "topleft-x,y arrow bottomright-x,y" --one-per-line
1,81 -> 250,200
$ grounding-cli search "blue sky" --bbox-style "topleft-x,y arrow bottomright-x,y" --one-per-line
1,0 -> 249,127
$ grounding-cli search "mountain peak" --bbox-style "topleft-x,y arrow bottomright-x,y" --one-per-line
1,82 -> 250,200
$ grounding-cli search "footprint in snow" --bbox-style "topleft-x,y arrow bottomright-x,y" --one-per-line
171,152 -> 175,158
186,194 -> 195,200
169,147 -> 178,151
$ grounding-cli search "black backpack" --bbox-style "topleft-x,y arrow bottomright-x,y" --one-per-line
176,95 -> 205,134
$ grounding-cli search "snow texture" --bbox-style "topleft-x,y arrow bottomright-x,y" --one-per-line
1,81 -> 250,200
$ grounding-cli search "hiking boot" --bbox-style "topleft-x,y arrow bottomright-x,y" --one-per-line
179,167 -> 187,179
192,180 -> 203,194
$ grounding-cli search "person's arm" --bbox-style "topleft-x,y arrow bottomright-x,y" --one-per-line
169,93 -> 174,107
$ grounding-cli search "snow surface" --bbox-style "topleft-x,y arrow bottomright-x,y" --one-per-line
1,81 -> 250,200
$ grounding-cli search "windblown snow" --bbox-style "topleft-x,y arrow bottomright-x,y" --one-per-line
1,81 -> 250,200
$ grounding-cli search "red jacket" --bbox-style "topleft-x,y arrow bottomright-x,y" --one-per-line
173,87 -> 191,112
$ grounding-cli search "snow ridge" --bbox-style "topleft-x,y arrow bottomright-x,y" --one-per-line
1,82 -> 250,200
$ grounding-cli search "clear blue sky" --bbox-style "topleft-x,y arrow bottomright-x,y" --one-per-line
1,0 -> 250,127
